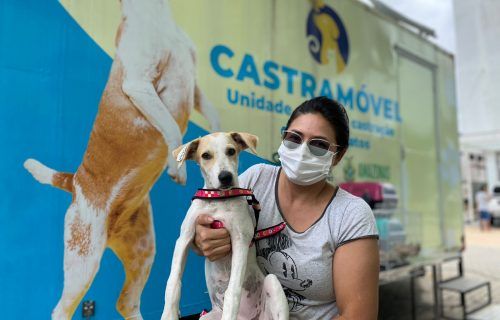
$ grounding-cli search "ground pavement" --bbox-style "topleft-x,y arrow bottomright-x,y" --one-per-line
379,224 -> 500,319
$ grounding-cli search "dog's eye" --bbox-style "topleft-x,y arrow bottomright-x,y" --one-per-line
202,152 -> 212,160
227,148 -> 236,156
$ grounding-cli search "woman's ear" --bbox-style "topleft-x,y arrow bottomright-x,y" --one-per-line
333,148 -> 348,166
230,132 -> 259,154
172,138 -> 200,168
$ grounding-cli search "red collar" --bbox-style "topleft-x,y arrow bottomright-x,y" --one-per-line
254,222 -> 286,241
193,188 -> 255,200
192,188 -> 260,231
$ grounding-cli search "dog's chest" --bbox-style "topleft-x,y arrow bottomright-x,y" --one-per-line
193,198 -> 255,231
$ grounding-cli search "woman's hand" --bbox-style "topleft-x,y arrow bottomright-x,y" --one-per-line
194,214 -> 232,261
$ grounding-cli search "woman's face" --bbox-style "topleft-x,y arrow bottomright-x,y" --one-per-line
288,112 -> 336,144
287,113 -> 340,164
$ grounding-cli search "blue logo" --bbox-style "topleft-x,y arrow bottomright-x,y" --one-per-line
306,0 -> 349,72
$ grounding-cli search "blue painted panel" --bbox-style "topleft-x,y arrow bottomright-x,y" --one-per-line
0,1 -> 264,318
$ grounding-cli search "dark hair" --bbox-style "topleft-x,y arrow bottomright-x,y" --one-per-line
285,96 -> 349,151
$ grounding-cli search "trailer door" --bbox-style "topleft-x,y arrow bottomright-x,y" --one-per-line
396,47 -> 443,252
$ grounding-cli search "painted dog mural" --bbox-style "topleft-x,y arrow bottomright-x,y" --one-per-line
24,0 -> 219,318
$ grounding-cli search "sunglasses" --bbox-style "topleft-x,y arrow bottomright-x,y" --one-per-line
282,130 -> 340,156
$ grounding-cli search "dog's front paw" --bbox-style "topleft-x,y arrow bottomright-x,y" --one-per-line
210,117 -> 221,132
167,162 -> 187,185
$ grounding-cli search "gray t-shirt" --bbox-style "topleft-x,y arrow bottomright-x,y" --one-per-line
239,164 -> 378,320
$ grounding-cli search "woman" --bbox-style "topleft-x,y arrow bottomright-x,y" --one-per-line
195,96 -> 379,319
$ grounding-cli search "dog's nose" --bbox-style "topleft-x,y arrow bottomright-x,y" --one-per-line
218,171 -> 233,187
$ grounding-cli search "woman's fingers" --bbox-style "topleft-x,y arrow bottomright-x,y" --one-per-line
195,226 -> 231,251
194,214 -> 232,260
196,213 -> 214,226
195,222 -> 229,244
206,236 -> 231,248
200,227 -> 230,241
198,237 -> 231,256
196,215 -> 229,239
207,243 -> 232,262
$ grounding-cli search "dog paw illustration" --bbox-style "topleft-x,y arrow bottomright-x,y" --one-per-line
210,117 -> 221,132
220,313 -> 233,320
160,306 -> 180,320
160,312 -> 179,320
167,162 -> 187,185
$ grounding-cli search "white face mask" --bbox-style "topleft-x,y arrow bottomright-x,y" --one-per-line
277,142 -> 336,186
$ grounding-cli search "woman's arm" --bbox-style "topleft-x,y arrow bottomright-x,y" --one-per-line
333,238 -> 379,320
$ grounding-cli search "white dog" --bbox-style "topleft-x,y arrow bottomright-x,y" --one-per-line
23,0 -> 219,319
161,132 -> 288,320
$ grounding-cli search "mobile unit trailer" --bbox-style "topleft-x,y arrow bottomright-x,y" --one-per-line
0,0 -> 462,318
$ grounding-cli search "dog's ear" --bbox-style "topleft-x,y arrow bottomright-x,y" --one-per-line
172,139 -> 200,168
230,132 -> 259,154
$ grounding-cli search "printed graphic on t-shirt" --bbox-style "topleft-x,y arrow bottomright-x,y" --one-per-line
256,232 -> 313,312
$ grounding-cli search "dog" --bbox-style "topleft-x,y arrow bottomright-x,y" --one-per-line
161,132 -> 288,320
23,0 -> 219,318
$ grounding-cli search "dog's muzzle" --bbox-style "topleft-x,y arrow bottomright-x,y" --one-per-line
218,170 -> 233,188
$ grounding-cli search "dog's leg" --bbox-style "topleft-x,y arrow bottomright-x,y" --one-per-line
221,236 -> 250,320
199,309 -> 223,320
260,274 -> 289,320
194,85 -> 220,131
161,210 -> 198,320
109,199 -> 156,320
122,80 -> 186,184
52,202 -> 107,320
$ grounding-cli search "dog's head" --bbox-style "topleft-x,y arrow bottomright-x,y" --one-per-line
172,132 -> 258,189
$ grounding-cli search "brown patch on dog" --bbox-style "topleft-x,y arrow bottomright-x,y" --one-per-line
194,135 -> 219,172
52,172 -> 74,193
230,132 -> 258,154
175,133 -> 256,178
74,57 -> 175,210
108,198 -> 156,318
67,216 -> 92,256
129,211 -> 139,225
153,55 -> 170,95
